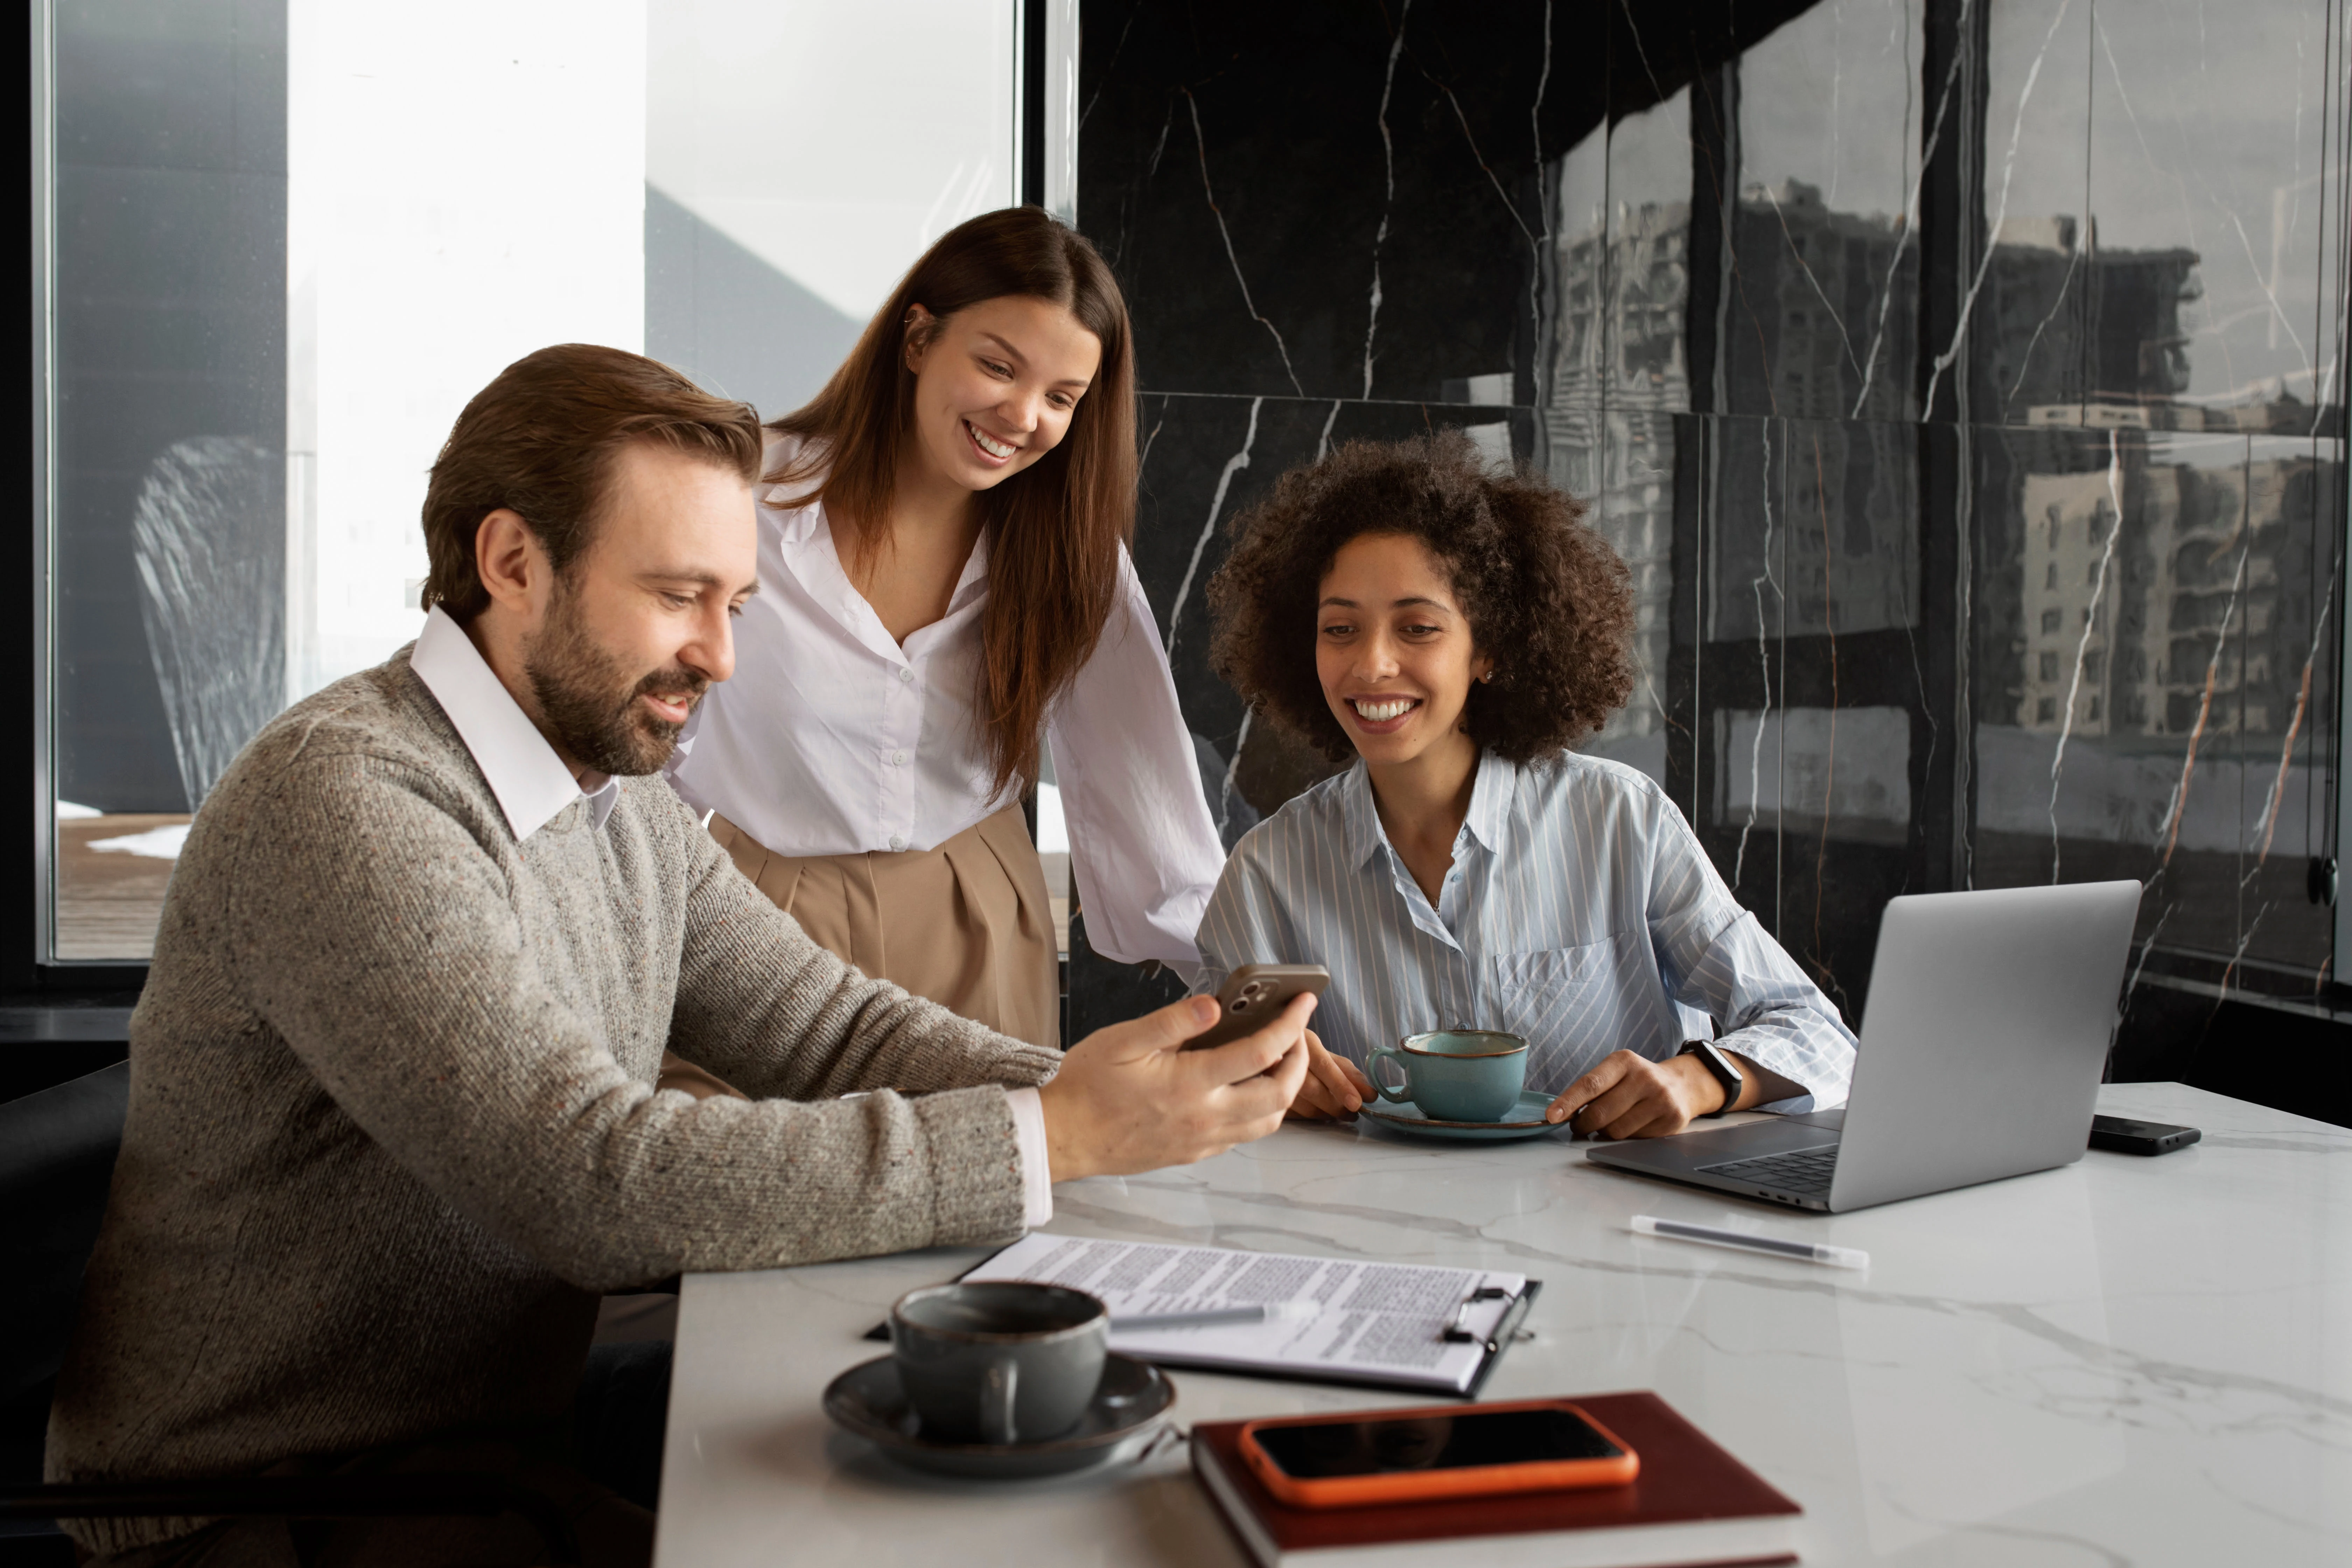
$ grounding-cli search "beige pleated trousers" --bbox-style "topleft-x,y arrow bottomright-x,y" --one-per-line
698,802 -> 1060,1050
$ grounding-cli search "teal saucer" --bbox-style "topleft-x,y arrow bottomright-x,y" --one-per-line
1358,1089 -> 1568,1142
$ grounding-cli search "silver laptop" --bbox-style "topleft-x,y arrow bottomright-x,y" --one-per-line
1585,880 -> 2143,1213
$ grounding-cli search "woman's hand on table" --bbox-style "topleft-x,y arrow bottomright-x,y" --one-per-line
1287,1031 -> 1374,1120
1544,1050 -> 1721,1138
1038,992 -> 1315,1181
1544,1046 -> 1799,1139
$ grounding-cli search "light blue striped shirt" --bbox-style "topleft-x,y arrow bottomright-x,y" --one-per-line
1193,748 -> 1857,1112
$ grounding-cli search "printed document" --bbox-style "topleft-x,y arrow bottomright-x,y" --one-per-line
965,1232 -> 1531,1395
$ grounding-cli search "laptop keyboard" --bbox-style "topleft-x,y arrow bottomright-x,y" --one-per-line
1699,1145 -> 1840,1195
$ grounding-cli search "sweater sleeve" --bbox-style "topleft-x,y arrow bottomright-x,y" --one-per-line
224,751 -> 1049,1292
660,802 -> 1064,1099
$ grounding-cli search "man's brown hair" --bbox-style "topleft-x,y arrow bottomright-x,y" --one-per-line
420,343 -> 763,621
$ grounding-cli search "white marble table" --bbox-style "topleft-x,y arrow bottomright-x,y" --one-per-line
654,1084 -> 2351,1565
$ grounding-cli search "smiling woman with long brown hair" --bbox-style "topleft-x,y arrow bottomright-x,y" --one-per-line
665,207 -> 1223,1055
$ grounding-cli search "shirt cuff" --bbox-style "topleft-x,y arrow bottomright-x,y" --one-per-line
1716,1034 -> 1839,1116
1004,1086 -> 1055,1230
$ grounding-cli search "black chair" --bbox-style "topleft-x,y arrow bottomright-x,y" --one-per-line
0,1063 -> 580,1565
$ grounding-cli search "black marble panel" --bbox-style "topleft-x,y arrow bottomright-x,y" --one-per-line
1692,415 -> 1789,917
1079,0 -> 2352,1021
1082,2 -> 1553,404
2086,0 -> 2347,438
1082,0 -> 1829,411
1128,390 -> 1534,825
1963,425 -> 2335,973
1597,85 -> 1696,416
1727,0 -> 1928,426
1954,0 -> 2094,424
1564,405 -> 1680,790
2233,435 -> 2338,971
1681,414 -> 1931,1019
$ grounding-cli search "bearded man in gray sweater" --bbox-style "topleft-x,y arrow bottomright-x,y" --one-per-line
47,345 -> 1313,1567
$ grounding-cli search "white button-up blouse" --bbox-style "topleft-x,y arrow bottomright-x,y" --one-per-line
665,440 -> 1225,972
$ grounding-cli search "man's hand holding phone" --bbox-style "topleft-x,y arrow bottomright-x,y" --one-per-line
1038,992 -> 1317,1182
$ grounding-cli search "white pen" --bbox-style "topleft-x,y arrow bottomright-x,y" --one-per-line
1631,1214 -> 1869,1270
1112,1301 -> 1317,1332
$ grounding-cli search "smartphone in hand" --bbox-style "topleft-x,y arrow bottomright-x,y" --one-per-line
1183,964 -> 1329,1051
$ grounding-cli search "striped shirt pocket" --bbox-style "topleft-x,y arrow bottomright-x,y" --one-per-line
1485,932 -> 1680,1093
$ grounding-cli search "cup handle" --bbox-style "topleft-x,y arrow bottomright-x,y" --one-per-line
1366,1045 -> 1413,1104
980,1358 -> 1019,1446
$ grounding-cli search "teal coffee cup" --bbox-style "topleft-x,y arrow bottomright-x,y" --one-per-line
1367,1030 -> 1530,1123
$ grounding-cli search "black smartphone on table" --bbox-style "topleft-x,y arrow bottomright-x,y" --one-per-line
2089,1114 -> 2199,1155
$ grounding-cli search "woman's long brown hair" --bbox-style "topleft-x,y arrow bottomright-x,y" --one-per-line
768,207 -> 1137,797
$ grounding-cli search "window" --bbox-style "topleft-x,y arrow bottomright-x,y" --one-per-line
34,0 -> 1071,965
1569,0 -> 2351,998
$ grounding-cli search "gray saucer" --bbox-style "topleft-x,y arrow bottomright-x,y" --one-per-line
1360,1088 -> 1569,1142
822,1352 -> 1175,1478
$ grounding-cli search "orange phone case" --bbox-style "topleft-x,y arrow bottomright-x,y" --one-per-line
1236,1399 -> 1640,1510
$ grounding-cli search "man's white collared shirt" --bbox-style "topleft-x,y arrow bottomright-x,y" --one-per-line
409,606 -> 617,840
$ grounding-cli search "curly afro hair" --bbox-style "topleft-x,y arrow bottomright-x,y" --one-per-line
1206,430 -> 1634,765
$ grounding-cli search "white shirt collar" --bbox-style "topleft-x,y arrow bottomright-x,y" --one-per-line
409,605 -> 618,841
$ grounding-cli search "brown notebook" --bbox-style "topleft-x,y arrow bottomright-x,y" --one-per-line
1189,1391 -> 1801,1568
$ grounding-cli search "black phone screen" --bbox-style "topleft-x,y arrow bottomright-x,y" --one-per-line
1251,1408 -> 1623,1479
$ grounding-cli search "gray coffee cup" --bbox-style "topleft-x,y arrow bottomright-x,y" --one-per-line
888,1281 -> 1109,1445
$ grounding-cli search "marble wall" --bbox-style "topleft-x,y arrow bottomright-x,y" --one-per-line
1076,0 -> 2350,1027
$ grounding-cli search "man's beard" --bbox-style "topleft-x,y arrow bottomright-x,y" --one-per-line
523,581 -> 709,777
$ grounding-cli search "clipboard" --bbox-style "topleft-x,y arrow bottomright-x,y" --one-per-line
858,1235 -> 1541,1399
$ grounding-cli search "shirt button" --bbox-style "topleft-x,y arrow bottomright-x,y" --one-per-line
897,667 -> 914,684
892,750 -> 907,766
888,834 -> 906,851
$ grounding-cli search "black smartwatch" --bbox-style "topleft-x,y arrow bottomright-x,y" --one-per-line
1678,1040 -> 1743,1116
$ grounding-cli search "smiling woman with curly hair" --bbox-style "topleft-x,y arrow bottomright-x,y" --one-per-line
1208,430 -> 1636,764
1196,431 -> 1856,1140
